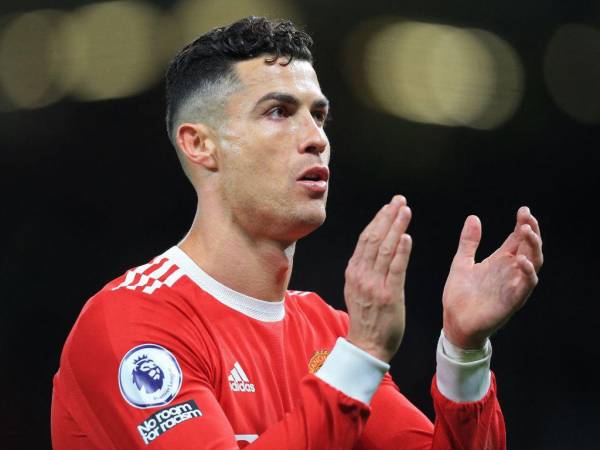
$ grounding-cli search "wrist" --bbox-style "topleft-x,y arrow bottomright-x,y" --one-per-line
315,337 -> 389,404
441,330 -> 491,362
436,330 -> 492,402
443,326 -> 487,351
345,336 -> 394,364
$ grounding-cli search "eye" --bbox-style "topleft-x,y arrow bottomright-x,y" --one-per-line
312,110 -> 329,126
267,106 -> 288,118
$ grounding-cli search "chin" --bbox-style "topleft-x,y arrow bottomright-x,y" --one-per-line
287,206 -> 326,240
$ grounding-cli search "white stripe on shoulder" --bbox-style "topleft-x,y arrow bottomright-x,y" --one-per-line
112,257 -> 184,294
287,290 -> 312,297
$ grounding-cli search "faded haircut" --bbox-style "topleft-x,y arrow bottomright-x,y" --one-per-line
165,16 -> 314,146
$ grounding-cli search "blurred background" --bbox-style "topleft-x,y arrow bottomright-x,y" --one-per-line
1,0 -> 599,448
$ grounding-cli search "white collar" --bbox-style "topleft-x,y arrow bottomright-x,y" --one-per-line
163,246 -> 285,322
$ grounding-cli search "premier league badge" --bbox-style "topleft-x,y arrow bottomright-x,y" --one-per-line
118,344 -> 182,408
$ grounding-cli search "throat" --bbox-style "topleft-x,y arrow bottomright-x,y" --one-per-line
179,231 -> 295,302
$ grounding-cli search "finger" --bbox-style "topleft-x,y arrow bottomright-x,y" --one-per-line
361,196 -> 406,266
498,207 -> 537,255
517,224 -> 544,271
516,254 -> 538,294
516,254 -> 538,282
350,203 -> 389,265
506,254 -> 538,311
453,215 -> 482,266
350,196 -> 406,266
374,206 -> 412,274
517,206 -> 542,240
387,234 -> 412,290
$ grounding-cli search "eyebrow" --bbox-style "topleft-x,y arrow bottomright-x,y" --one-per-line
254,92 -> 330,110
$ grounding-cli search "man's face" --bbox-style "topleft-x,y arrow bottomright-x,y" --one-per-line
215,56 -> 331,243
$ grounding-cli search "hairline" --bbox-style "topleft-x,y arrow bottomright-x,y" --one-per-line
168,54 -> 314,148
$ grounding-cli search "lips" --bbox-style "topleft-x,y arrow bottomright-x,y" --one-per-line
297,166 -> 330,182
297,166 -> 329,194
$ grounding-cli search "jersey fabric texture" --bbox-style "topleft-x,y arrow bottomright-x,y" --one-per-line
52,246 -> 506,449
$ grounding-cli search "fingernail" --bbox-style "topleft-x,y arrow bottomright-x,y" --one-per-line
391,195 -> 405,206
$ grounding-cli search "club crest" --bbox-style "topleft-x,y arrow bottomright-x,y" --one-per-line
308,349 -> 329,374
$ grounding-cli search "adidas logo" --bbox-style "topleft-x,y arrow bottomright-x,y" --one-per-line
228,362 -> 255,393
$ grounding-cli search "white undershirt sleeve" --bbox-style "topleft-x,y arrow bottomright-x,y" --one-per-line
436,330 -> 492,402
316,332 -> 492,405
315,337 -> 389,405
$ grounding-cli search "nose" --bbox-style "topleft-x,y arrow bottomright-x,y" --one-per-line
298,111 -> 328,155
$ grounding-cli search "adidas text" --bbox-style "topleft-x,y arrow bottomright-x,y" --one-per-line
229,381 -> 256,392
228,362 -> 256,393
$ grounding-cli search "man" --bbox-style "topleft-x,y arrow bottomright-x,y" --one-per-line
51,16 -> 543,449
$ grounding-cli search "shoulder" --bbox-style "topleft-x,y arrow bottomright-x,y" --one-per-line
286,289 -> 349,332
78,255 -> 188,323
57,254 -> 218,404
62,253 -> 205,366
103,252 -> 188,297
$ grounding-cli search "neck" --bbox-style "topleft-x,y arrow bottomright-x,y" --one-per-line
178,204 -> 295,302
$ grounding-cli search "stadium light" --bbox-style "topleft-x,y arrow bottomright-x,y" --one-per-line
345,18 -> 524,130
172,0 -> 304,52
56,1 -> 163,101
0,10 -> 67,110
544,23 -> 600,124
0,0 -> 303,111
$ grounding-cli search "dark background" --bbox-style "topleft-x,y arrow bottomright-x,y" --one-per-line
1,0 -> 599,448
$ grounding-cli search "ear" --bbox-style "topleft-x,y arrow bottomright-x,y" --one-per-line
176,123 -> 218,171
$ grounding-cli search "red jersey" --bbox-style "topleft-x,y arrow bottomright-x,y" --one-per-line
51,246 -> 506,449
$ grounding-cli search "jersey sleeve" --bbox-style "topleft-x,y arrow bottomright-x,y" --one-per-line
320,302 -> 506,450
353,370 -> 505,449
52,289 -> 374,450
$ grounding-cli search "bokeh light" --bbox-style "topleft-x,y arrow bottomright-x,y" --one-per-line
345,18 -> 524,130
56,1 -> 163,101
0,10 -> 67,110
544,23 -> 600,124
0,0 -> 304,111
173,0 -> 303,51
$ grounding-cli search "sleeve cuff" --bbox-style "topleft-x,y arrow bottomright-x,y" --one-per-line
315,337 -> 389,405
436,330 -> 492,402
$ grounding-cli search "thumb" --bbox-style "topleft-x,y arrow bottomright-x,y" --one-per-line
454,215 -> 482,265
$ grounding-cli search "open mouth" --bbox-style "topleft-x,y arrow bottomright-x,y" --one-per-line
297,166 -> 330,183
297,166 -> 329,194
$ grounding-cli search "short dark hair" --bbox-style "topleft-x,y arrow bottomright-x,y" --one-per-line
165,16 -> 314,142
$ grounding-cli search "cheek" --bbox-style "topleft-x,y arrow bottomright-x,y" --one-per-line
219,122 -> 298,199
227,143 -> 289,185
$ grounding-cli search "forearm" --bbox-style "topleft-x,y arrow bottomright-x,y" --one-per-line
355,331 -> 505,450
248,338 -> 388,450
432,331 -> 506,450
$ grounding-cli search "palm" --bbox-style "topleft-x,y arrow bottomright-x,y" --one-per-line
442,209 -> 543,349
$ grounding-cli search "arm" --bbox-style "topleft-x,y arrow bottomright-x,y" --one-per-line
432,206 -> 542,448
347,331 -> 504,450
341,199 -> 542,449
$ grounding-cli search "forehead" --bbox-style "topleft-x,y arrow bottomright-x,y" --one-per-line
231,57 -> 324,104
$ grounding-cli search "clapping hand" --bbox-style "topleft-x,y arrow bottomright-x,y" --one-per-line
345,196 -> 413,363
442,207 -> 543,349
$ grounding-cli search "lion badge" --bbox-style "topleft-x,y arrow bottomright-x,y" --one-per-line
118,344 -> 182,409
